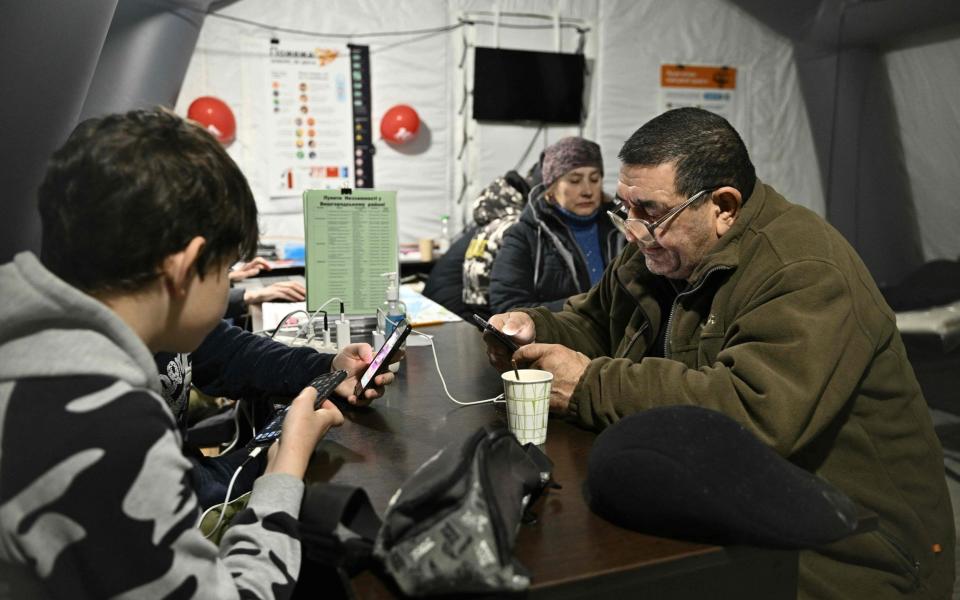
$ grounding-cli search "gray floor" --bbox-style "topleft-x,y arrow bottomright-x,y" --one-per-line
929,407 -> 960,599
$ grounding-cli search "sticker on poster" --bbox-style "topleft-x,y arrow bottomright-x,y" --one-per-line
659,64 -> 738,120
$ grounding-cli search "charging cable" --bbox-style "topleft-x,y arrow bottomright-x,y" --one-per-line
202,446 -> 263,539
334,302 -> 351,350
304,297 -> 343,345
410,329 -> 504,406
218,401 -> 244,455
269,309 -> 310,340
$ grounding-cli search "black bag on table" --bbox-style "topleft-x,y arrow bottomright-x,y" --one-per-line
374,423 -> 553,596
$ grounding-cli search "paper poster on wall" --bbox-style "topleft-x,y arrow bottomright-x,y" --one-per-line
303,189 -> 398,315
267,41 -> 373,202
659,64 -> 738,120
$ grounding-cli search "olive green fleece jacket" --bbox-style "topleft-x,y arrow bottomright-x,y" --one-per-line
523,181 -> 955,599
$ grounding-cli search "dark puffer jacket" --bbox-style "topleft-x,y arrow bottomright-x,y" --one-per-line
489,189 -> 623,313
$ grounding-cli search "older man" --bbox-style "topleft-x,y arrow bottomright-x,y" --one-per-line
484,107 -> 954,599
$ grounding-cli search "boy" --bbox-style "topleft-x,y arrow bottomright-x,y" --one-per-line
0,109 -> 365,598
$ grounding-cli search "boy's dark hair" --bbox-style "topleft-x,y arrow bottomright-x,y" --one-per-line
618,107 -> 756,203
39,108 -> 259,293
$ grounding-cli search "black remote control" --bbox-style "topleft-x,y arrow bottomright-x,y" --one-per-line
248,370 -> 347,447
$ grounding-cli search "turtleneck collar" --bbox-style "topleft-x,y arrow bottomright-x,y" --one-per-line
553,203 -> 602,228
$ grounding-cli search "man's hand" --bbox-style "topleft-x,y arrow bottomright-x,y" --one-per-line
332,343 -> 397,406
513,343 -> 590,413
229,257 -> 272,281
243,280 -> 306,306
484,311 -> 536,371
266,387 -> 344,479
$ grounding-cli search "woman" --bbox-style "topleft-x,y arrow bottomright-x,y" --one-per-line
489,137 -> 623,313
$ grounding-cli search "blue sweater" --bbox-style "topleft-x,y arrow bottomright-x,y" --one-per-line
556,205 -> 606,285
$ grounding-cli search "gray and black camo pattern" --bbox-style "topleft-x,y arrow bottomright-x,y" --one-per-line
463,175 -> 529,308
375,454 -> 530,596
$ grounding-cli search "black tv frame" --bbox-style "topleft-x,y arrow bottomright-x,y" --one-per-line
472,46 -> 585,124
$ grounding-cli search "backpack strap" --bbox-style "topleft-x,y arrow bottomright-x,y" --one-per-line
299,482 -> 382,574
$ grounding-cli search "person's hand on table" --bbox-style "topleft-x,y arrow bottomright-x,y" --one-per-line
265,386 -> 344,478
230,256 -> 272,281
243,280 -> 306,306
484,311 -> 536,371
332,343 -> 397,406
513,343 -> 590,413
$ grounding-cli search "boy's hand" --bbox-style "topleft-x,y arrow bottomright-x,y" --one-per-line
332,343 -> 397,406
266,387 -> 344,479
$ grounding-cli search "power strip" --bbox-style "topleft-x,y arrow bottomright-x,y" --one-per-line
269,332 -> 339,354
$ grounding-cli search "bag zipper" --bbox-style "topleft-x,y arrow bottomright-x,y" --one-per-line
383,426 -> 495,548
477,429 -> 512,566
394,427 -> 486,516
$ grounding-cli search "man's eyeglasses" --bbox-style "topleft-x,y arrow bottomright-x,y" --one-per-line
607,188 -> 713,246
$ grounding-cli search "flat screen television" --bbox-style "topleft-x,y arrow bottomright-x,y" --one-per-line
473,47 -> 585,124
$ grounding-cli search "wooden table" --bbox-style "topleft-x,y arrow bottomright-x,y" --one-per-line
306,321 -> 799,599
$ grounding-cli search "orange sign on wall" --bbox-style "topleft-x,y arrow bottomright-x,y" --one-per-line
660,64 -> 737,89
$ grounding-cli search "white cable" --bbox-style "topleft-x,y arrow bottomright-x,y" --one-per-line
410,330 -> 504,406
295,296 -> 344,345
203,446 -> 262,539
257,296 -> 343,346
219,401 -> 243,455
268,309 -> 310,340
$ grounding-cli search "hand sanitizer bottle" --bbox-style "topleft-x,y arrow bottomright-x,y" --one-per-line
438,215 -> 451,254
379,272 -> 407,338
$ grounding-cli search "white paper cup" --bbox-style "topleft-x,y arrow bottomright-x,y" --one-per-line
501,369 -> 553,445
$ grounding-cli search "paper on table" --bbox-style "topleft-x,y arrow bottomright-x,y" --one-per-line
400,285 -> 461,326
261,301 -> 307,332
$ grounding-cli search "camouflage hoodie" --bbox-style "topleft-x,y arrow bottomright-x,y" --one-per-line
0,252 -> 304,599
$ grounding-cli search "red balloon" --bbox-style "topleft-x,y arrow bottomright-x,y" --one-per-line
187,96 -> 236,145
380,104 -> 420,144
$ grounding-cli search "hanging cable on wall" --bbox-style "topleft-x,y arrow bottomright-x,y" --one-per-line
455,19 -> 472,213
176,0 -> 592,234
513,124 -> 544,172
453,10 -> 591,222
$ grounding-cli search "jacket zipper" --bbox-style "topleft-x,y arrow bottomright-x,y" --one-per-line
614,272 -> 654,358
664,266 -> 731,358
877,528 -> 921,588
542,218 -> 589,293
619,321 -> 650,358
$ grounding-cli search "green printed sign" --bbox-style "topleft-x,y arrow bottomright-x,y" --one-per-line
303,189 -> 398,314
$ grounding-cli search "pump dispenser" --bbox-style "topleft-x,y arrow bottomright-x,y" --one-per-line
379,272 -> 407,337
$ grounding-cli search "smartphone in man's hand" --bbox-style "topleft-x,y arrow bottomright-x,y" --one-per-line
472,314 -> 520,353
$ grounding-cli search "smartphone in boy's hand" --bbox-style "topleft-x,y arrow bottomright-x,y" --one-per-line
353,320 -> 412,398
